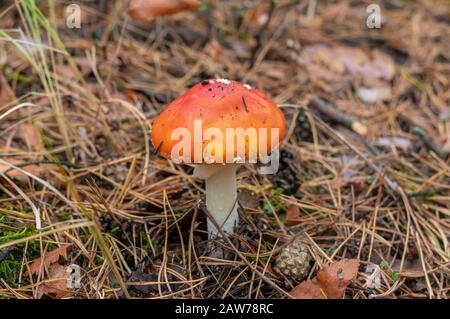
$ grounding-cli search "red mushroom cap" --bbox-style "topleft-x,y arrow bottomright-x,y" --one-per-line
151,79 -> 286,163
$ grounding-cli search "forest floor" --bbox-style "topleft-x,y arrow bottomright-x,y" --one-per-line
0,0 -> 449,299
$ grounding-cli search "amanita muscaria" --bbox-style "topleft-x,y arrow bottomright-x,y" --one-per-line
151,78 -> 285,238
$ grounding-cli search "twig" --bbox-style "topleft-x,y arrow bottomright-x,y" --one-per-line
309,96 -> 368,136
406,188 -> 446,198
413,126 -> 448,160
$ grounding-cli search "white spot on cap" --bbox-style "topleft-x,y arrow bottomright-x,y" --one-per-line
244,84 -> 252,90
216,78 -> 231,85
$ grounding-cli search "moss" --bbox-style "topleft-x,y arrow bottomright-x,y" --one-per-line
0,259 -> 22,287
270,187 -> 284,196
262,187 -> 287,214
0,216 -> 46,260
262,199 -> 285,214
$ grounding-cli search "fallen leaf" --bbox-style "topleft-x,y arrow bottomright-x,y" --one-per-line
290,279 -> 324,299
290,259 -> 360,299
29,244 -> 71,275
0,158 -> 48,180
377,136 -> 413,151
0,71 -> 15,106
128,0 -> 200,22
37,264 -> 72,298
237,189 -> 260,210
297,45 -> 396,87
284,204 -> 301,226
19,123 -> 43,152
316,259 -> 360,299
356,86 -> 392,103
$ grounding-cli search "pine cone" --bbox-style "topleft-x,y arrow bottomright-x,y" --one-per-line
274,237 -> 312,281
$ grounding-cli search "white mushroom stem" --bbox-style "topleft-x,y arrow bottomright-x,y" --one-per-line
194,164 -> 239,239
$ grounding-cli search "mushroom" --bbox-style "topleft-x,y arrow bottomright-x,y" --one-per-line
151,79 -> 285,239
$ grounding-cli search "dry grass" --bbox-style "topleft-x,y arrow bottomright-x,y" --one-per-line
0,0 -> 449,299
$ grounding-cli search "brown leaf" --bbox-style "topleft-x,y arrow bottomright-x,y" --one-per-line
29,244 -> 71,275
128,0 -> 200,22
297,45 -> 396,87
284,204 -> 301,226
19,123 -> 43,152
0,71 -> 15,106
290,259 -> 360,299
237,189 -> 260,210
37,264 -> 72,298
0,158 -> 47,180
316,259 -> 360,299
290,279 -> 324,299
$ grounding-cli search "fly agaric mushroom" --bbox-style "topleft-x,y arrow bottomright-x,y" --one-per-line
151,79 -> 285,239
